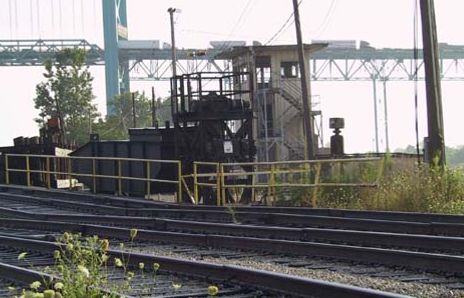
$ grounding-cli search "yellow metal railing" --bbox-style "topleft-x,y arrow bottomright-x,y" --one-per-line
193,157 -> 383,206
4,154 -> 182,203
3,153 -> 383,207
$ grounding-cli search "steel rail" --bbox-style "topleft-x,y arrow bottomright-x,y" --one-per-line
2,215 -> 464,253
1,191 -> 464,237
0,235 -> 408,298
0,217 -> 463,276
3,185 -> 464,224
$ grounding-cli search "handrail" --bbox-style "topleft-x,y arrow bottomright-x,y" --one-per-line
3,153 -> 385,207
4,154 -> 182,202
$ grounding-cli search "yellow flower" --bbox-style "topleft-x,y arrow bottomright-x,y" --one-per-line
78,265 -> 90,278
54,282 -> 64,290
63,232 -> 71,241
119,243 -> 124,249
153,262 -> 160,271
53,250 -> 61,259
101,239 -> 110,251
207,285 -> 219,296
130,228 -> 138,239
30,281 -> 41,290
102,254 -> 109,263
114,258 -> 123,267
18,252 -> 27,261
66,243 -> 74,251
138,262 -> 145,270
7,286 -> 15,292
43,289 -> 55,298
172,283 -> 182,292
127,271 -> 135,280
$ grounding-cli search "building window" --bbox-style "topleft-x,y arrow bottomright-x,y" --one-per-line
281,61 -> 299,78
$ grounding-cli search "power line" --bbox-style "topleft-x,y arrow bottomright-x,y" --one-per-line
265,0 -> 303,45
311,0 -> 338,39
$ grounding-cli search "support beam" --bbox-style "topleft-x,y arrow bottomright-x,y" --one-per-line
372,77 -> 379,153
102,0 -> 120,114
383,80 -> 390,152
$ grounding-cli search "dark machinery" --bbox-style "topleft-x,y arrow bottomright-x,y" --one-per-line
0,72 -> 256,203
0,118 -> 72,187
171,72 -> 256,203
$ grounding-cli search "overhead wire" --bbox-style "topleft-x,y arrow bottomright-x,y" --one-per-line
311,0 -> 338,39
264,0 -> 303,45
208,0 -> 255,54
413,0 -> 421,164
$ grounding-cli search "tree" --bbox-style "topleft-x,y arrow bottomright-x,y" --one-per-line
93,92 -> 155,140
33,48 -> 97,146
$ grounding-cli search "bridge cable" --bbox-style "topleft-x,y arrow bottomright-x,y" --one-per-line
80,0 -> 85,35
51,0 -> 55,37
14,0 -> 18,38
413,0 -> 421,164
29,0 -> 33,36
58,0 -> 63,37
36,0 -> 41,38
8,0 -> 13,38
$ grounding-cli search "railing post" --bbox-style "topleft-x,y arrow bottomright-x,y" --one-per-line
220,164 -> 225,206
193,162 -> 198,205
146,160 -> 151,199
92,159 -> 97,194
117,159 -> 122,196
26,155 -> 31,187
4,154 -> 9,185
46,157 -> 51,189
177,161 -> 182,203
312,162 -> 321,208
270,164 -> 276,204
67,157 -> 72,190
216,163 -> 221,206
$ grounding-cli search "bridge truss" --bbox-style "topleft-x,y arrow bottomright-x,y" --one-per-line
2,39 -> 464,152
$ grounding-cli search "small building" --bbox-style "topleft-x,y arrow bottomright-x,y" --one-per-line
217,43 -> 327,161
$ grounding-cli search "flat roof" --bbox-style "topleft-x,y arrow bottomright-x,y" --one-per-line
215,43 -> 327,59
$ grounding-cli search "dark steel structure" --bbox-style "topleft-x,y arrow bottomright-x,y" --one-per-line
171,72 -> 256,203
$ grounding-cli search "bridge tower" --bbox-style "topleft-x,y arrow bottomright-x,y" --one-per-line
102,0 -> 129,114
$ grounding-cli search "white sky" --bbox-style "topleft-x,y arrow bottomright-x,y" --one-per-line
1,0 -> 464,153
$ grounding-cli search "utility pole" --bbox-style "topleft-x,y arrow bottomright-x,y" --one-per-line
420,0 -> 446,166
168,8 -> 178,79
292,0 -> 315,160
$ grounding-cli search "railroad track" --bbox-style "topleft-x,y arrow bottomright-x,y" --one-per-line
0,218 -> 463,297
0,232 -> 407,298
2,185 -> 464,296
4,184 -> 464,224
1,188 -> 464,237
